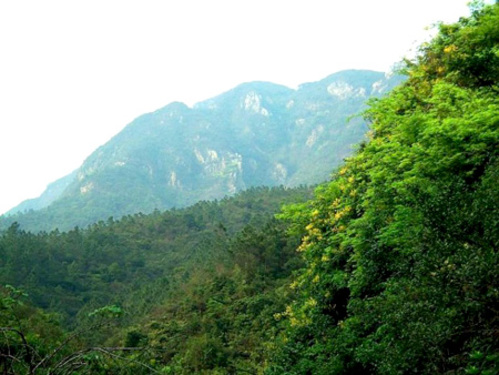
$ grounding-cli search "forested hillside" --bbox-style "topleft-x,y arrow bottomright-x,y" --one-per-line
1,70 -> 401,233
0,186 -> 313,373
1,3 -> 498,374
271,3 -> 499,374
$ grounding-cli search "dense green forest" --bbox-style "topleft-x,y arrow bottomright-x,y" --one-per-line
0,186 -> 313,373
1,3 -> 498,374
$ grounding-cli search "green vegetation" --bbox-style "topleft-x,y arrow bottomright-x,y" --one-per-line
1,3 -> 498,373
1,70 -> 401,233
272,3 -> 499,374
0,186 -> 312,373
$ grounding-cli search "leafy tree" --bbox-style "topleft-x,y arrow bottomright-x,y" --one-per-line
272,3 -> 499,374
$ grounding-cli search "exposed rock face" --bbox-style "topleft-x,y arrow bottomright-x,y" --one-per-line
3,70 -> 403,231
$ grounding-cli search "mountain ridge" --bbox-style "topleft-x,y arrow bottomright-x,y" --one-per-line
2,69 -> 403,232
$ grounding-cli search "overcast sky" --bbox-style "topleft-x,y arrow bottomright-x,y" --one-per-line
0,0 -> 480,215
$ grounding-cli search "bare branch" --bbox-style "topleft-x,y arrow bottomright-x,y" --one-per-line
0,327 -> 35,373
52,346 -> 160,374
33,321 -> 111,373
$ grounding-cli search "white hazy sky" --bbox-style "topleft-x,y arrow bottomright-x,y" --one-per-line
0,0 -> 480,215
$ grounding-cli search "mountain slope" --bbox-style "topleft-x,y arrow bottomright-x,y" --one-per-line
273,3 -> 499,373
2,70 -> 402,232
5,170 -> 77,215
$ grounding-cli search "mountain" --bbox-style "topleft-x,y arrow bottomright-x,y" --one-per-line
1,4 -> 497,373
4,171 -> 77,215
1,70 -> 402,232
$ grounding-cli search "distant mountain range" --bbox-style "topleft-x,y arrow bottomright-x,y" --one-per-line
1,70 -> 403,232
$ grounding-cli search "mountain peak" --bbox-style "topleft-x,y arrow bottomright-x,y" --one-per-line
1,70 -> 403,232
157,101 -> 190,113
195,81 -> 293,111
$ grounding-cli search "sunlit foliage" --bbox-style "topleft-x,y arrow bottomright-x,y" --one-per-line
271,3 -> 499,374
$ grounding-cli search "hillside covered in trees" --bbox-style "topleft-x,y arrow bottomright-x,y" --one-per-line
1,70 -> 401,233
0,186 -> 313,373
1,2 -> 498,374
270,3 -> 499,374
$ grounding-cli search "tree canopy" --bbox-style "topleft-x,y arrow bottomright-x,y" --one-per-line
272,3 -> 499,374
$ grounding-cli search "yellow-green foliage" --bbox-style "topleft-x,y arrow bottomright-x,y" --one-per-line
272,3 -> 499,374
